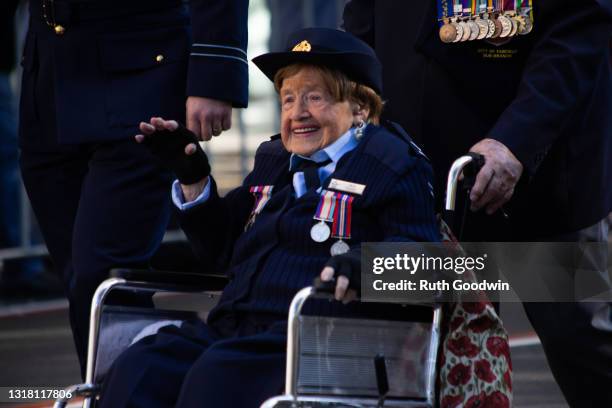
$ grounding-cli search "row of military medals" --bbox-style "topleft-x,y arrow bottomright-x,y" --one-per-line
311,190 -> 354,255
247,186 -> 353,255
439,0 -> 533,43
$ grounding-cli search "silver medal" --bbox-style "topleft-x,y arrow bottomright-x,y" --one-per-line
310,221 -> 331,243
330,240 -> 350,256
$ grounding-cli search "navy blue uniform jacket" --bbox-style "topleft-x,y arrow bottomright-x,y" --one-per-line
178,124 -> 440,321
20,0 -> 248,147
344,0 -> 612,236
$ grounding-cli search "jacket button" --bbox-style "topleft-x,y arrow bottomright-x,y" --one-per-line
155,54 -> 164,63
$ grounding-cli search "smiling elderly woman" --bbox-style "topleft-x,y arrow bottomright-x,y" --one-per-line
99,28 -> 440,408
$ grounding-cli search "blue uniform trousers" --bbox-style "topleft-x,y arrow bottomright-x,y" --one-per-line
19,141 -> 173,373
99,318 -> 286,408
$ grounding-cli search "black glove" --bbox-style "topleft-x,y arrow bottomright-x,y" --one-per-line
320,248 -> 362,294
141,125 -> 211,185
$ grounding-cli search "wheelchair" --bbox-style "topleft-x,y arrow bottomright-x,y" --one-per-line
54,155 -> 483,408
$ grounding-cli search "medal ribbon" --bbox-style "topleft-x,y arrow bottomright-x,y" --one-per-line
520,0 -> 533,21
462,0 -> 472,16
314,190 -> 337,222
453,0 -> 463,15
331,193 -> 354,240
476,0 -> 486,13
249,185 -> 274,216
437,0 -> 455,26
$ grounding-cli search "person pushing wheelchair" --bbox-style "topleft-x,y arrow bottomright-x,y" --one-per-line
98,28 -> 440,408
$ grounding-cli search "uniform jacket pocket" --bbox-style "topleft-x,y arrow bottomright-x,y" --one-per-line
97,26 -> 190,129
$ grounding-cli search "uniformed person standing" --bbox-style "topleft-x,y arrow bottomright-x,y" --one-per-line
18,0 -> 249,375
344,0 -> 612,406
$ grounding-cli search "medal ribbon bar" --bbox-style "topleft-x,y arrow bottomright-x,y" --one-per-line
331,193 -> 354,240
248,185 -> 274,218
314,190 -> 337,223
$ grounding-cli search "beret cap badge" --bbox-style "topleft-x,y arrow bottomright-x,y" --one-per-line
292,40 -> 312,52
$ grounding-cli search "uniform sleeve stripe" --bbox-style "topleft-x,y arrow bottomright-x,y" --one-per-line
190,53 -> 249,65
192,43 -> 247,57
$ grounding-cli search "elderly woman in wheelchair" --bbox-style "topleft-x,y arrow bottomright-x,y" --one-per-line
97,28 -> 443,408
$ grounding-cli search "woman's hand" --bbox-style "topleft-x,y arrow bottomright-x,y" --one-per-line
319,249 -> 361,303
135,117 -> 211,197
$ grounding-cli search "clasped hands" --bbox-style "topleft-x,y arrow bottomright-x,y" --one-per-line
136,117 -> 210,201
135,96 -> 231,198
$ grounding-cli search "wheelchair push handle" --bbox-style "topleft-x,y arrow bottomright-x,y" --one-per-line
444,153 -> 485,212
442,153 -> 485,241
460,152 -> 485,191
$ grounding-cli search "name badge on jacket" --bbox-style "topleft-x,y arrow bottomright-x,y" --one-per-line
328,178 -> 366,195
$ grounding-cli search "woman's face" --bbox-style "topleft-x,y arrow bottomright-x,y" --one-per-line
279,67 -> 356,156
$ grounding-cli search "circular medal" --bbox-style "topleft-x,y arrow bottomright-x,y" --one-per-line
498,15 -> 513,38
439,23 -> 458,43
519,15 -> 533,35
467,21 -> 480,41
476,19 -> 490,40
485,18 -> 496,38
452,22 -> 464,43
515,14 -> 527,34
491,17 -> 503,38
330,240 -> 350,256
458,21 -> 471,42
310,221 -> 331,243
509,16 -> 519,37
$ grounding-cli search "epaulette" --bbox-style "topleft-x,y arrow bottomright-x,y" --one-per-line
254,134 -> 286,157
382,120 -> 430,161
356,123 -> 429,175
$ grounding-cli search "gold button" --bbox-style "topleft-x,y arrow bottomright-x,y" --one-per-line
155,54 -> 164,63
54,25 -> 66,35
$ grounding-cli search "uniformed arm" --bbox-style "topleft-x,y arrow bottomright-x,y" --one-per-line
178,180 -> 254,274
470,0 -> 612,213
186,0 -> 249,140
320,156 -> 441,301
342,0 -> 375,46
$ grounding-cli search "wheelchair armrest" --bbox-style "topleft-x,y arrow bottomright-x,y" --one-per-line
312,277 -> 362,301
109,268 -> 228,292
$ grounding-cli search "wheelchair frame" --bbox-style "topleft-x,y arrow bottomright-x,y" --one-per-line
260,287 -> 442,408
53,155 -> 481,408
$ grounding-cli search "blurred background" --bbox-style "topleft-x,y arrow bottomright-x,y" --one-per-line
1,1 -> 606,407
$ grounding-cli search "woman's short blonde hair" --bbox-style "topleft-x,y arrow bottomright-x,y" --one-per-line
273,64 -> 384,125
